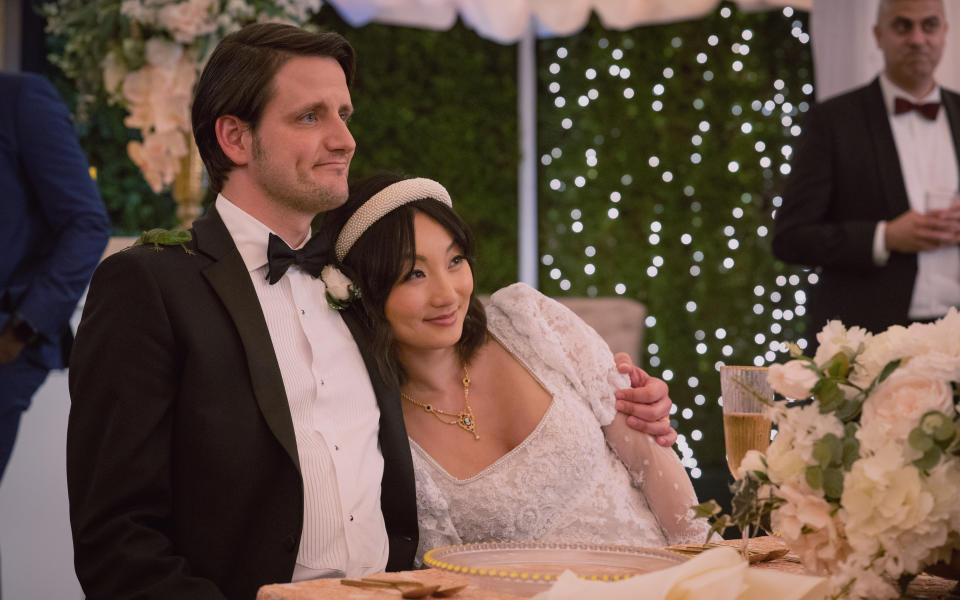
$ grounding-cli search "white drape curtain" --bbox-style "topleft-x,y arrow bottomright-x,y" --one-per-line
811,0 -> 960,101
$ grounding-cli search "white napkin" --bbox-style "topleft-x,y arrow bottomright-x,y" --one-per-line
532,547 -> 828,600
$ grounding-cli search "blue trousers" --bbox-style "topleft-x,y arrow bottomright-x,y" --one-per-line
0,356 -> 49,484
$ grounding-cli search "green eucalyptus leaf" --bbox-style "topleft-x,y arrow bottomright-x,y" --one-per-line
823,467 -> 844,500
812,434 -> 842,468
876,358 -> 902,386
816,379 -> 844,413
805,465 -> 823,490
691,500 -> 722,519
908,428 -> 934,452
913,446 -> 942,471
835,398 -> 863,422
824,351 -> 850,378
841,436 -> 860,471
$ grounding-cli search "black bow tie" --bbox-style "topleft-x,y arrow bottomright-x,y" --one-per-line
265,233 -> 329,285
894,96 -> 941,120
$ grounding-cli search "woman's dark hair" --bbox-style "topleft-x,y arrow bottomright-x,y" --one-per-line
318,173 -> 488,383
192,23 -> 355,193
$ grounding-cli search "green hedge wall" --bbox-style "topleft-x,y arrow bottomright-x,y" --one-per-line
537,5 -> 812,501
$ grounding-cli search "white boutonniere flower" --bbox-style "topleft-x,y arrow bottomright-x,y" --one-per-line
320,265 -> 358,311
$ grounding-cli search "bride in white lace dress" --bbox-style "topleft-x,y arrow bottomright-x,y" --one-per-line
322,174 -> 710,564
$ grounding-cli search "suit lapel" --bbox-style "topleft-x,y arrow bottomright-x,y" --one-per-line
863,78 -> 911,217
193,209 -> 300,471
942,89 -> 960,175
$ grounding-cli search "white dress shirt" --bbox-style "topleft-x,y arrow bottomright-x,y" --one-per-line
216,195 -> 389,580
873,74 -> 960,319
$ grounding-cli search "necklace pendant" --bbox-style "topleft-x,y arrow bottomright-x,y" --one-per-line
457,409 -> 480,440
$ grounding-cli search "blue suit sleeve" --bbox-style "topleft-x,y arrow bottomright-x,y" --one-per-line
13,74 -> 110,339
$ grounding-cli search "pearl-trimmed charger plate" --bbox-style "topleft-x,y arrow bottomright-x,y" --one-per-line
423,541 -> 687,597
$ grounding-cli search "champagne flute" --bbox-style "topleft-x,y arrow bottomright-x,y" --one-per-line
720,365 -> 773,558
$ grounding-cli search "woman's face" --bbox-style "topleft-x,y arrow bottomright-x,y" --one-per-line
384,211 -> 474,355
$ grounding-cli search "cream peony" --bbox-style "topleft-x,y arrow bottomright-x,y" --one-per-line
841,445 -> 934,549
767,359 -> 818,400
858,368 -> 955,446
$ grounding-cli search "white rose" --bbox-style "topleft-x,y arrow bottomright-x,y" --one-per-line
813,320 -> 871,367
859,367 -> 954,445
321,265 -> 353,301
734,449 -> 767,479
764,430 -> 808,485
767,360 -> 818,399
779,402 -> 844,466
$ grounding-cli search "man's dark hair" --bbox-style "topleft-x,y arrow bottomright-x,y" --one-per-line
192,23 -> 355,193
319,173 -> 488,384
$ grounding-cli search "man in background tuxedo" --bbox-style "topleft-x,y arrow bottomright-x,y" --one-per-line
0,72 -> 108,484
773,0 -> 960,341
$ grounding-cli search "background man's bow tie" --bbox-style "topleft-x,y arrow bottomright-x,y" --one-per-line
266,233 -> 330,284
894,97 -> 941,120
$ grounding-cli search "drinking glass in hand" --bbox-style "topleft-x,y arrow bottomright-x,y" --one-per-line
720,366 -> 773,478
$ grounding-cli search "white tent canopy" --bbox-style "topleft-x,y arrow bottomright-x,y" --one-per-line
328,0 -> 811,44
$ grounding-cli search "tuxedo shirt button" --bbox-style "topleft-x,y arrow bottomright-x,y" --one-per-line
283,534 -> 297,552
348,514 -> 354,522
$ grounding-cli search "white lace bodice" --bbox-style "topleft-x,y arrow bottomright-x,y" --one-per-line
411,283 -> 709,563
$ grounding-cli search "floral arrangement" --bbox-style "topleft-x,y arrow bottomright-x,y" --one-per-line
44,0 -> 323,192
696,314 -> 960,599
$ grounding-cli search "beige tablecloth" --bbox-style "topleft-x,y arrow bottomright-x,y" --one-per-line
256,537 -> 958,600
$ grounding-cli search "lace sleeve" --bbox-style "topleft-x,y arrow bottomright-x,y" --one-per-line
603,414 -> 711,545
412,457 -> 462,566
487,283 -> 624,425
487,283 -> 709,545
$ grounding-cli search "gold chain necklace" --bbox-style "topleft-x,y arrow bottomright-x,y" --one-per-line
401,364 -> 479,440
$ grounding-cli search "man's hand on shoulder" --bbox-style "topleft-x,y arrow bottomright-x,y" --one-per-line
613,353 -> 677,447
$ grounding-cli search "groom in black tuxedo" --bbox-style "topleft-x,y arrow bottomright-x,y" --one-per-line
67,22 -> 678,600
773,0 -> 960,340
67,25 -> 419,599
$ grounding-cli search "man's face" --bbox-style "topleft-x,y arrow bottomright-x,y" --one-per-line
248,55 -> 356,216
874,0 -> 948,94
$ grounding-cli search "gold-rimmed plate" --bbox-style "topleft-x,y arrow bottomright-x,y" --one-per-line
423,541 -> 686,597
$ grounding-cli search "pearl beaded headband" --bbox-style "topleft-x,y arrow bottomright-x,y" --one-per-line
334,177 -> 453,261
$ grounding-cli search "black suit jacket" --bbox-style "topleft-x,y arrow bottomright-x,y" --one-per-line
773,78 -> 960,337
67,209 -> 417,600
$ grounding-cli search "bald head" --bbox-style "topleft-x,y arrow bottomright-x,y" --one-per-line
873,0 -> 948,97
877,0 -> 944,24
